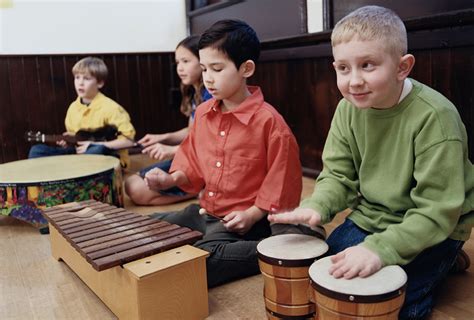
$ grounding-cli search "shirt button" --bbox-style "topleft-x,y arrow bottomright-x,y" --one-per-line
216,161 -> 222,168
208,191 -> 215,197
220,131 -> 225,137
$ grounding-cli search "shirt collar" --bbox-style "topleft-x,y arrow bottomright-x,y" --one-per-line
77,91 -> 104,107
397,78 -> 413,103
203,86 -> 264,125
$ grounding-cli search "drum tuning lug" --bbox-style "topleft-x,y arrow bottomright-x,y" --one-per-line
349,295 -> 355,301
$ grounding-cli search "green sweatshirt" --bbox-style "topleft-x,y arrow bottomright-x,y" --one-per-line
301,79 -> 473,266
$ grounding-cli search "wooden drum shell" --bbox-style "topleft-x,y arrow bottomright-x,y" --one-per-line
259,263 -> 312,306
312,291 -> 405,319
265,297 -> 315,319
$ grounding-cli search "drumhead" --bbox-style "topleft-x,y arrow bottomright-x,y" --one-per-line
309,256 -> 407,303
0,155 -> 119,184
257,234 -> 328,267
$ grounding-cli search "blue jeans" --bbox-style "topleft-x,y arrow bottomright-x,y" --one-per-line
138,159 -> 187,196
150,204 -> 271,288
327,219 -> 464,320
28,143 -> 116,158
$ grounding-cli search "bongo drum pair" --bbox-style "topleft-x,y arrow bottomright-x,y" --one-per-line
0,155 -> 123,228
257,234 -> 407,319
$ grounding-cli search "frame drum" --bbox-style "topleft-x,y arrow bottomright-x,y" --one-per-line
0,155 -> 123,228
309,256 -> 407,319
257,234 -> 328,319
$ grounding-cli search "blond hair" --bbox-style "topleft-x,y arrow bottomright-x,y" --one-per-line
72,57 -> 108,83
331,6 -> 407,56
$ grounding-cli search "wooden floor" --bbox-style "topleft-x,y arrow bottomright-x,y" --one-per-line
1,155 -> 473,319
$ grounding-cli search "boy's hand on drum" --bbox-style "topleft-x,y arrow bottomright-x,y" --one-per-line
138,133 -> 168,147
329,245 -> 382,279
224,206 -> 266,235
142,143 -> 177,161
144,167 -> 174,191
268,207 -> 322,229
75,141 -> 92,154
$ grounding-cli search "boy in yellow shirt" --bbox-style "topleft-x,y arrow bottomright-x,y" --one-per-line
28,57 -> 136,167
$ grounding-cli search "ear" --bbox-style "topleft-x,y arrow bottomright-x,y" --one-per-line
97,81 -> 105,89
240,60 -> 256,78
397,54 -> 415,81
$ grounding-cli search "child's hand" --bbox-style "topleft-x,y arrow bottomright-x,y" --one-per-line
75,141 -> 92,154
139,134 -> 167,147
56,140 -> 68,148
223,206 -> 266,235
222,211 -> 255,235
57,132 -> 74,148
268,207 -> 322,229
142,143 -> 176,161
329,245 -> 383,279
144,167 -> 174,191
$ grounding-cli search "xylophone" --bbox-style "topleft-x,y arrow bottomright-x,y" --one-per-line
43,200 -> 209,320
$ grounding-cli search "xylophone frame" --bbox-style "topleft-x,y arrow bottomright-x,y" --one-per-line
48,219 -> 209,320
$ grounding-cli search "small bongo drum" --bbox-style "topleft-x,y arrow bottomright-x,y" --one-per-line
257,234 -> 328,319
309,256 -> 407,319
0,155 -> 123,229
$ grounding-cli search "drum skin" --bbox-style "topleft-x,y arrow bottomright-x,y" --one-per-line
309,256 -> 407,319
0,155 -> 123,228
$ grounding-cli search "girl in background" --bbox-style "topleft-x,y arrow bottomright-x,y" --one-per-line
125,35 -> 211,205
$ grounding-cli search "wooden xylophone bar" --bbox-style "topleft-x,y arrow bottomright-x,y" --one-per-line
43,200 -> 202,271
42,200 -> 210,319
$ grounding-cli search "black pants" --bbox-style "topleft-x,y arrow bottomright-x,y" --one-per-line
151,204 -> 271,288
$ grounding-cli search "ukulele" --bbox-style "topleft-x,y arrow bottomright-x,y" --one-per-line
25,125 -> 120,145
25,125 -> 144,153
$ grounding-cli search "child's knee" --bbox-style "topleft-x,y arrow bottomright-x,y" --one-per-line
124,177 -> 146,200
85,144 -> 109,155
28,144 -> 49,158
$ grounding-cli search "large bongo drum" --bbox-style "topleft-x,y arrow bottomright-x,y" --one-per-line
309,256 -> 407,319
257,234 -> 328,319
0,155 -> 123,229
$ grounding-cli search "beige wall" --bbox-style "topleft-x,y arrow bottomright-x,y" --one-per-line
0,0 -> 187,54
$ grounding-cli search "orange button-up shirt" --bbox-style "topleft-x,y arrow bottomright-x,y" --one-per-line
170,86 -> 302,217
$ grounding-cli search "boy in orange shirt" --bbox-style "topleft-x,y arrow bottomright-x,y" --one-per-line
145,20 -> 302,287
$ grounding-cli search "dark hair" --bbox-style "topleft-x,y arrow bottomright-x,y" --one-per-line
176,35 -> 205,117
198,19 -> 260,69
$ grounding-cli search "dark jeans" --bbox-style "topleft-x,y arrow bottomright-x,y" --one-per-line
138,159 -> 187,196
327,219 -> 464,320
151,204 -> 271,288
28,143 -> 116,158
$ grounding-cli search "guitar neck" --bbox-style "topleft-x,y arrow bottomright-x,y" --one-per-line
37,134 -> 77,144
33,133 -> 142,151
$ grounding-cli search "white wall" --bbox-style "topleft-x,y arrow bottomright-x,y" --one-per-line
0,0 -> 187,54
307,0 -> 323,33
